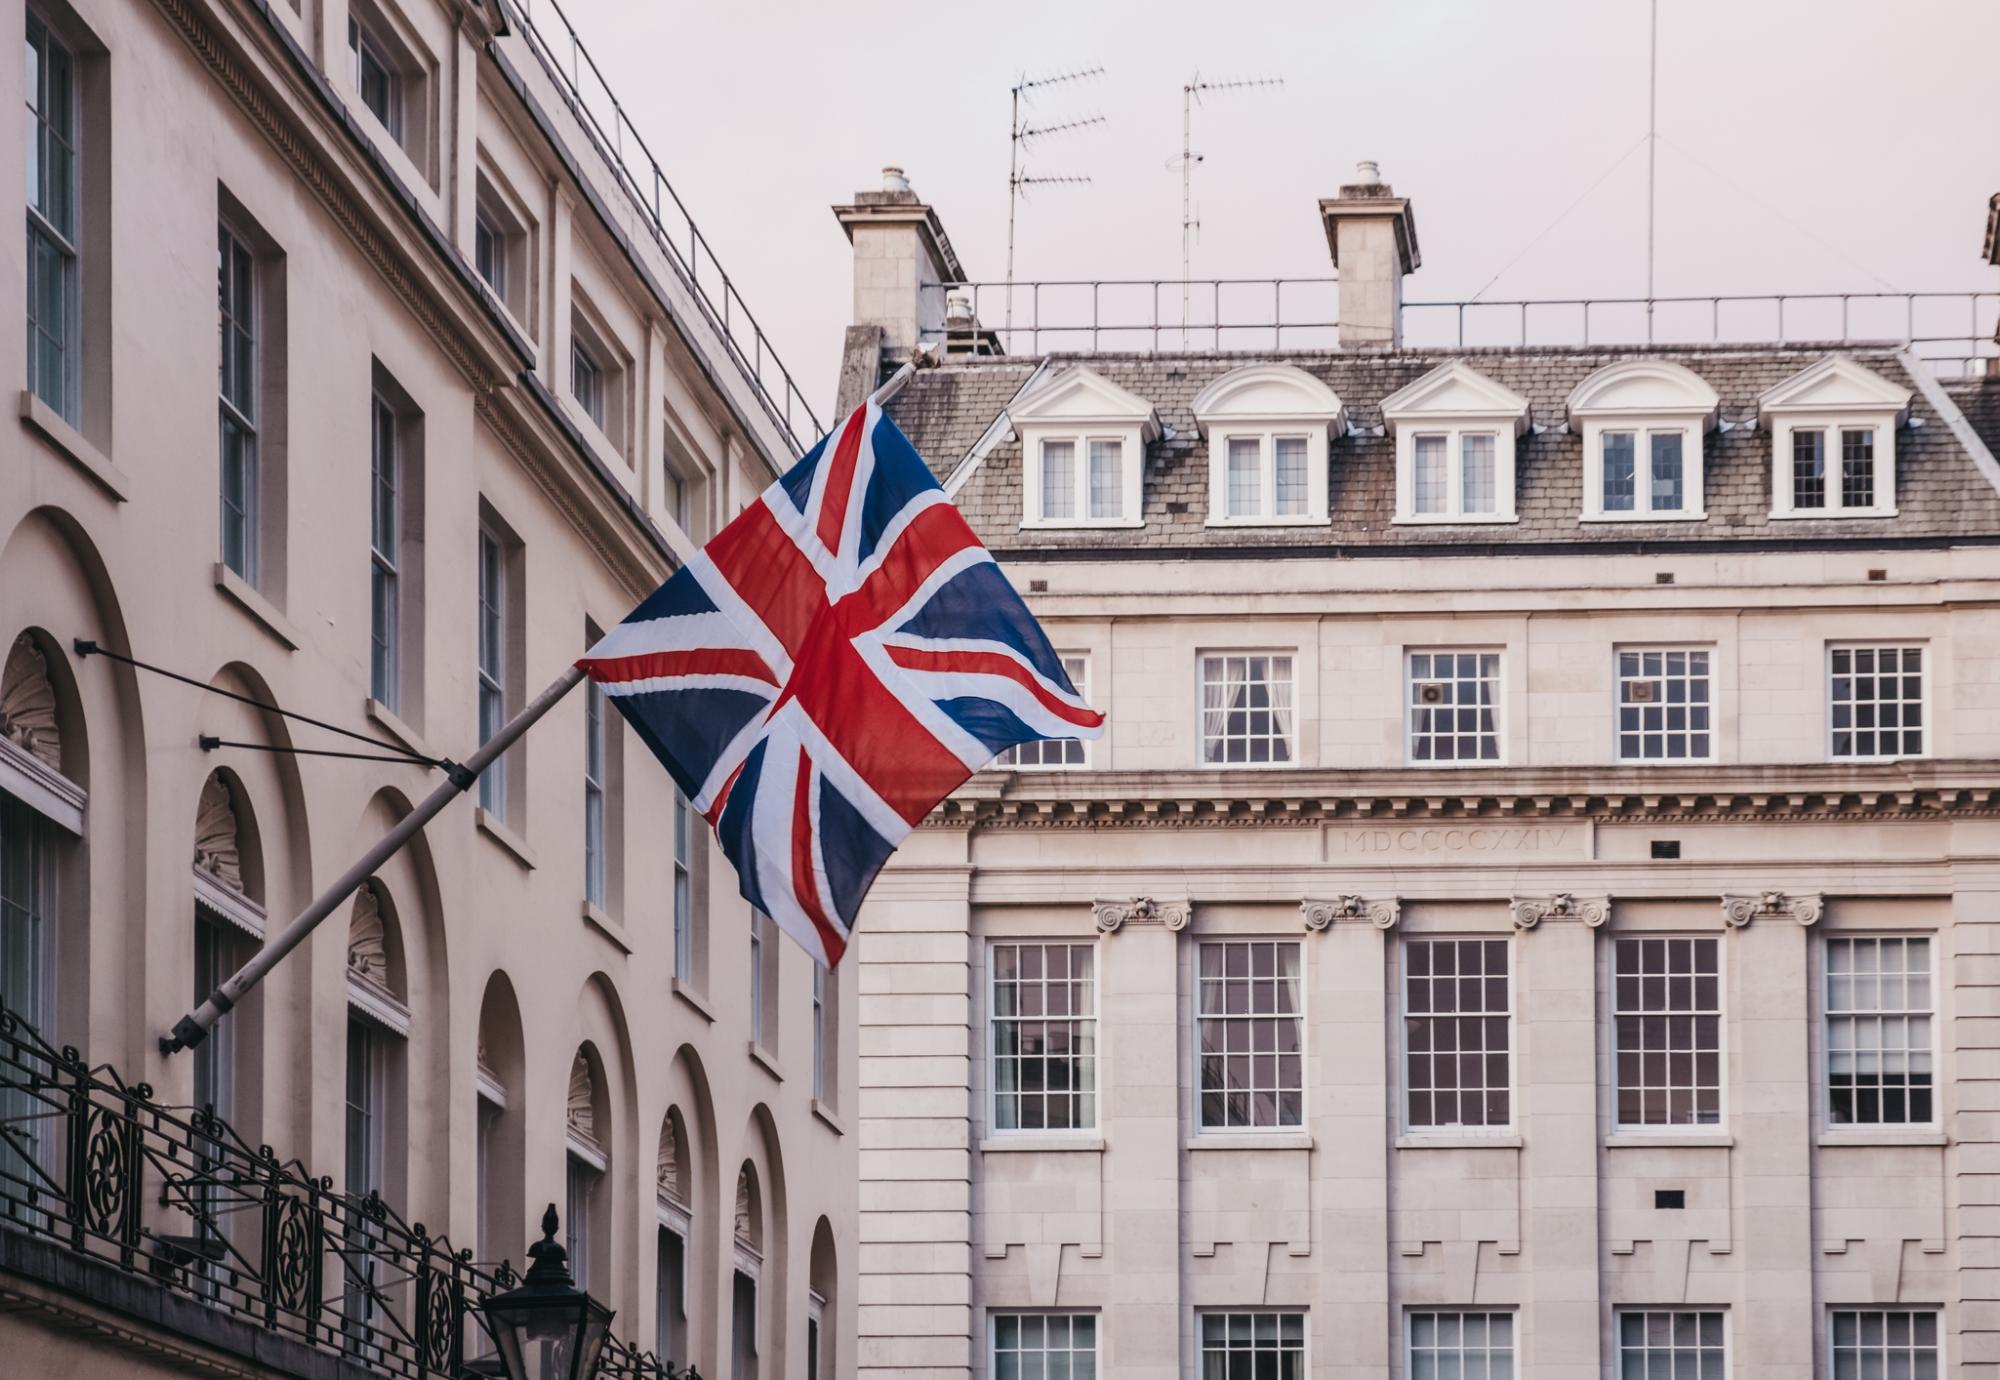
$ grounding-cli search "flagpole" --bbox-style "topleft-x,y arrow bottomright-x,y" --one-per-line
161,665 -> 587,1054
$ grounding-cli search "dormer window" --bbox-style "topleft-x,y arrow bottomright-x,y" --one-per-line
1381,361 -> 1528,524
1193,365 -> 1343,526
1758,356 -> 1910,519
1010,366 -> 1159,529
1565,360 -> 1718,521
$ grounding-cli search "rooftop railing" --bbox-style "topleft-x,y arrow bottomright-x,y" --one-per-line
499,0 -> 822,455
0,1007 -> 694,1379
924,280 -> 2000,377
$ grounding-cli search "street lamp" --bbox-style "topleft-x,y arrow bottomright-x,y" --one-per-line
479,1204 -> 614,1380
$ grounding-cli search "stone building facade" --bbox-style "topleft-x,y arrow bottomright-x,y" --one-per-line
0,0 -> 851,1376
844,169 -> 2000,1378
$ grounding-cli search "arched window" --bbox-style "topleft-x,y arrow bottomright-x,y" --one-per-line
192,771 -> 263,1124
344,879 -> 408,1359
565,1048 -> 608,1293
808,1217 -> 838,1380
656,1110 -> 691,1366
732,1162 -> 763,1380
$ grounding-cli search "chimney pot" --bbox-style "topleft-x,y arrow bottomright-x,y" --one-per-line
945,289 -> 975,326
1356,159 -> 1381,184
882,166 -> 911,194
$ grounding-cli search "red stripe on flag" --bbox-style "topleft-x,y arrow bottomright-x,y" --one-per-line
703,500 -> 827,662
702,758 -> 747,829
791,755 -> 847,967
814,406 -> 869,558
581,649 -> 780,687
883,645 -> 1105,727
845,502 -> 985,631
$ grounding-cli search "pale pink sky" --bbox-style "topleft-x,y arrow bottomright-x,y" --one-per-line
558,0 -> 2000,419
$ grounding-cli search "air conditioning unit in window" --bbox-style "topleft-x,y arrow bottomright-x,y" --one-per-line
1416,682 -> 1448,705
1628,681 -> 1659,703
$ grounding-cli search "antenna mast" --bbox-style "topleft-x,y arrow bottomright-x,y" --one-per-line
1176,73 -> 1282,345
1007,67 -> 1106,341
1646,0 -> 1658,330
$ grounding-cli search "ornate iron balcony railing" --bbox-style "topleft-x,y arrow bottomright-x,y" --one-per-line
0,1005 -> 692,1379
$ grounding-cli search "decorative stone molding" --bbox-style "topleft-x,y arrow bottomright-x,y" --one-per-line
1510,893 -> 1609,930
735,1166 -> 760,1251
1721,891 -> 1823,928
1092,897 -> 1191,934
567,1054 -> 597,1143
0,634 -> 60,771
193,774 -> 244,893
658,1116 -> 683,1206
347,884 -> 395,996
1301,896 -> 1400,932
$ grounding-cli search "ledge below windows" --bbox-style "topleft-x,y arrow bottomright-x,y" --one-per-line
475,806 -> 537,869
21,391 -> 128,502
1817,1129 -> 1945,1148
1395,1133 -> 1522,1150
580,899 -> 631,953
748,1042 -> 783,1082
672,978 -> 715,1023
214,564 -> 300,651
1604,1132 -> 1733,1149
1186,1132 -> 1313,1152
979,1133 -> 1104,1154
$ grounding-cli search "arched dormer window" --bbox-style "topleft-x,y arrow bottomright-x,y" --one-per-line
1381,361 -> 1528,524
1192,364 -> 1344,526
1010,366 -> 1161,529
1757,355 -> 1910,519
1566,359 -> 1719,521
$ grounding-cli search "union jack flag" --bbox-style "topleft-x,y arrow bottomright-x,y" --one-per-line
576,399 -> 1103,967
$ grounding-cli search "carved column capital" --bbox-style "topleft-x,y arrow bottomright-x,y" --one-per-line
1510,893 -> 1609,931
1092,896 -> 1191,935
1301,896 -> 1400,932
1721,891 -> 1823,928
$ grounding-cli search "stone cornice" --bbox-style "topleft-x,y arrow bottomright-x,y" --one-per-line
927,761 -> 2000,831
155,0 -> 669,598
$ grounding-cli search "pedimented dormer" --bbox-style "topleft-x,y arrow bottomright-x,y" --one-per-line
1566,360 -> 1719,521
1381,361 -> 1528,524
1758,356 -> 1911,518
1011,366 -> 1161,529
1193,364 -> 1345,526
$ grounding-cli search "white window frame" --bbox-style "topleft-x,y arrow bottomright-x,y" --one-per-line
1405,649 -> 1504,768
995,653 -> 1090,769
1399,935 -> 1516,1136
1824,933 -> 1939,1131
1614,647 -> 1716,764
1580,422 -> 1707,520
1196,1310 -> 1308,1378
1205,427 -> 1327,526
1198,651 -> 1298,769
1406,1310 -> 1517,1378
1615,1309 -> 1729,1379
1827,642 -> 1927,762
1394,426 -> 1514,524
583,674 -> 607,909
25,8 -> 80,427
1827,1307 -> 1942,1380
346,11 -> 405,144
369,393 -> 402,711
1022,428 -> 1144,529
991,1312 -> 1100,1380
217,220 -> 260,585
476,525 -> 508,814
564,1139 -> 604,1291
986,939 -> 1099,1137
1609,933 -> 1728,1135
672,788 -> 693,979
1192,938 -> 1307,1134
1769,415 -> 1898,518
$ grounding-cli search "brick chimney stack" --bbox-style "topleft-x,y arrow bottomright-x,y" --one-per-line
1320,161 -> 1421,349
833,167 -> 967,369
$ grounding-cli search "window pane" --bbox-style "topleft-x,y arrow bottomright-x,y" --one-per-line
1460,434 -> 1495,514
1413,435 -> 1447,514
1087,439 -> 1123,520
1274,437 -> 1308,516
995,1313 -> 1098,1380
1614,1312 -> 1726,1377
1829,645 -> 1923,760
1616,648 -> 1710,761
1410,1312 -> 1514,1379
1840,429 -> 1876,509
1041,441 -> 1075,520
1830,1311 -> 1936,1380
1793,429 -> 1827,508
1408,650 -> 1501,764
1201,654 -> 1294,765
992,943 -> 1097,1132
1602,432 -> 1636,512
1196,943 -> 1304,1128
1827,937 -> 1934,1126
1650,432 -> 1684,512
1227,437 -> 1261,518
1613,940 -> 1721,1126
1405,940 -> 1511,1129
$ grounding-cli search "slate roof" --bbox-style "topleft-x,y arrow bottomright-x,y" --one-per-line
1947,374 -> 2000,462
884,345 -> 2000,554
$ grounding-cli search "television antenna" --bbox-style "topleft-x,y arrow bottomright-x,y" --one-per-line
1172,73 -> 1282,345
1007,67 -> 1107,337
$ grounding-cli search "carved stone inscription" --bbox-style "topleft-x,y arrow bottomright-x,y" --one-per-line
1324,823 -> 1584,862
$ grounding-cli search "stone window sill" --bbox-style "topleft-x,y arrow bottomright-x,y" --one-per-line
1816,1129 -> 1945,1148
366,698 -> 433,759
1185,1132 -> 1313,1152
21,390 -> 128,501
475,806 -> 537,870
812,1099 -> 846,1137
581,899 -> 630,954
1604,1132 -> 1733,1149
672,978 -> 714,1023
1395,1133 -> 1522,1150
213,564 -> 300,651
748,1043 -> 783,1083
980,1133 -> 1104,1154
